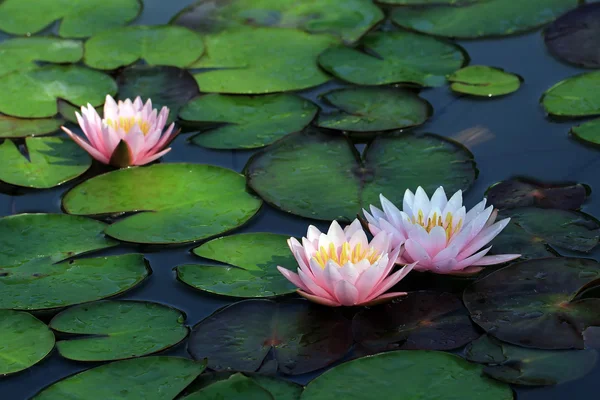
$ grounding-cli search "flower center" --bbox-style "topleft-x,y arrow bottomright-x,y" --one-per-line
412,209 -> 463,239
105,117 -> 150,135
313,242 -> 380,268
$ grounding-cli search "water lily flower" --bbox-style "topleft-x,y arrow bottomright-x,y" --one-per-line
364,187 -> 520,275
277,220 -> 416,307
61,95 -> 178,168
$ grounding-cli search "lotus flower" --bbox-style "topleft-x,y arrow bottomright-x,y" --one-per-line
364,187 -> 520,275
277,220 -> 416,307
61,95 -> 178,168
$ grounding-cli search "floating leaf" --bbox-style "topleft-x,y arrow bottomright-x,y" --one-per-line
245,128 -> 476,221
447,66 -> 521,97
0,0 -> 142,38
353,292 -> 480,352
571,118 -> 600,147
0,37 -> 82,76
63,163 -> 262,244
390,0 -> 578,39
188,299 -> 352,375
464,257 -> 600,349
542,71 -> 600,117
182,374 -> 273,400
379,0 -> 482,3
177,233 -> 297,298
490,220 -> 556,260
318,31 -> 465,88
0,65 -> 117,118
316,87 -> 431,133
186,372 -> 303,400
84,25 -> 204,70
57,100 -> 103,124
302,351 -> 512,400
0,115 -> 63,139
0,310 -> 55,375
545,3 -> 600,68
465,335 -> 598,386
33,357 -> 206,400
50,301 -> 188,362
0,137 -> 91,189
191,27 -> 338,94
486,178 -> 588,210
180,94 -> 317,149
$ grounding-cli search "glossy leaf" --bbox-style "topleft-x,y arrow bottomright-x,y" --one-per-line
182,374 -> 273,400
486,178 -> 588,210
0,37 -> 82,76
379,0 -> 482,3
0,66 -> 117,118
57,100 -> 103,124
178,233 -> 297,298
0,115 -> 63,139
50,301 -> 188,362
0,310 -> 55,375
33,357 -> 206,400
447,66 -> 521,97
180,94 -> 317,149
316,87 -> 431,132
391,0 -> 578,39
0,137 -> 91,189
191,27 -> 338,94
542,71 -> 600,117
245,128 -> 476,221
186,372 -> 303,400
571,118 -> 600,146
188,299 -> 353,375
464,257 -> 600,349
318,31 -> 466,88
84,25 -> 204,70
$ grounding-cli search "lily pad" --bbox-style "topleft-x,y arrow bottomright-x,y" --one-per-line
486,179 -> 589,210
171,0 -> 383,44
447,66 -> 522,97
465,335 -> 598,386
318,31 -> 466,87
571,118 -> 600,147
191,27 -> 338,94
390,0 -> 578,39
245,128 -> 476,221
0,115 -> 63,139
0,0 -> 142,38
186,372 -> 303,400
188,299 -> 353,375
0,65 -> 117,118
182,374 -> 274,400
379,0 -> 482,3
180,94 -> 317,150
33,357 -> 206,400
63,163 -> 262,244
542,71 -> 600,117
57,100 -> 103,124
84,25 -> 205,70
50,301 -> 188,362
177,233 -> 298,298
0,37 -> 82,77
0,137 -> 91,189
301,351 -> 512,400
464,257 -> 600,349
353,292 -> 480,352
316,87 -> 432,132
545,3 -> 600,68
0,310 -> 55,375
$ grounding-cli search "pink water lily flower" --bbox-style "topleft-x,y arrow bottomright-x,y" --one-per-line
277,220 -> 416,307
364,187 -> 521,275
61,95 -> 178,168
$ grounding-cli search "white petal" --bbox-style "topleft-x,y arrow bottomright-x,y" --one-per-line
443,189 -> 463,216
413,186 -> 431,216
403,188 -> 415,218
464,198 -> 487,225
430,187 -> 448,211
380,194 -> 403,227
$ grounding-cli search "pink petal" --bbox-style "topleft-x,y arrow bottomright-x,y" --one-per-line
308,258 -> 330,294
370,230 -> 390,254
277,267 -> 309,292
306,225 -> 322,243
134,147 -> 172,166
456,218 -> 511,261
297,290 -> 341,307
425,226 -> 447,258
343,219 -> 363,238
364,264 -> 415,302
359,291 -> 408,306
299,268 -> 335,300
103,95 -> 119,121
453,246 -> 492,270
322,261 -> 344,292
471,254 -> 521,266
333,280 -> 359,306
404,239 -> 432,269
380,194 -> 403,227
429,187 -> 448,211
76,109 -> 104,153
326,220 -> 346,247
61,127 -> 109,164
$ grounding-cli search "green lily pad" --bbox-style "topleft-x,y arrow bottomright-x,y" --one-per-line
50,301 -> 188,362
447,66 -> 521,97
0,37 -> 82,77
245,128 -> 476,221
171,0 -> 383,44
0,0 -> 142,38
63,163 -> 262,244
0,115 -> 63,139
0,137 -> 91,189
182,374 -> 273,400
542,71 -> 600,117
57,100 -> 103,124
84,25 -> 205,70
33,356 -> 206,400
318,31 -> 466,87
302,351 -> 512,400
185,372 -> 303,400
390,0 -> 578,39
0,310 -> 55,375
180,94 -> 317,150
178,233 -> 297,298
0,65 -> 117,118
316,87 -> 432,132
464,257 -> 600,349
489,220 -> 556,260
571,118 -> 600,146
465,335 -> 598,386
191,27 -> 338,94
379,0 -> 482,3
486,179 -> 589,210
188,299 -> 353,375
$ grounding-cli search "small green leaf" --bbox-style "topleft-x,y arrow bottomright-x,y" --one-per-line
448,66 -> 521,97
0,37 -> 82,76
181,374 -> 273,400
542,71 -> 600,117
572,118 -> 600,146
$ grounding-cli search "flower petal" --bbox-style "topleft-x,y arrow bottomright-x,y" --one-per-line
333,280 -> 359,306
471,253 -> 521,266
277,267 -> 309,292
297,290 -> 341,307
62,127 -> 109,164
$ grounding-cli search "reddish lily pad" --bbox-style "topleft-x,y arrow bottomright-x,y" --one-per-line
486,178 -> 589,210
463,257 -> 600,349
187,299 -> 352,375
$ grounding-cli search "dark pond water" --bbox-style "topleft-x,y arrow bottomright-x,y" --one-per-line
1,0 -> 600,398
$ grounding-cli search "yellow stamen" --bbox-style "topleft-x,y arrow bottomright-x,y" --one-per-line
312,242 -> 380,269
412,210 -> 463,240
106,116 -> 150,135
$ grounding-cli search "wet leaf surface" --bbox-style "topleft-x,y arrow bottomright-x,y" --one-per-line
0,37 -> 82,77
186,372 -> 303,400
182,373 -> 274,400
542,71 -> 600,117
379,0 -> 482,3
571,118 -> 600,147
0,115 -> 63,139
447,66 -> 521,97
486,178 -> 588,210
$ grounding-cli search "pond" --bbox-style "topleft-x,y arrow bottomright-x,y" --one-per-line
1,0 -> 600,398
